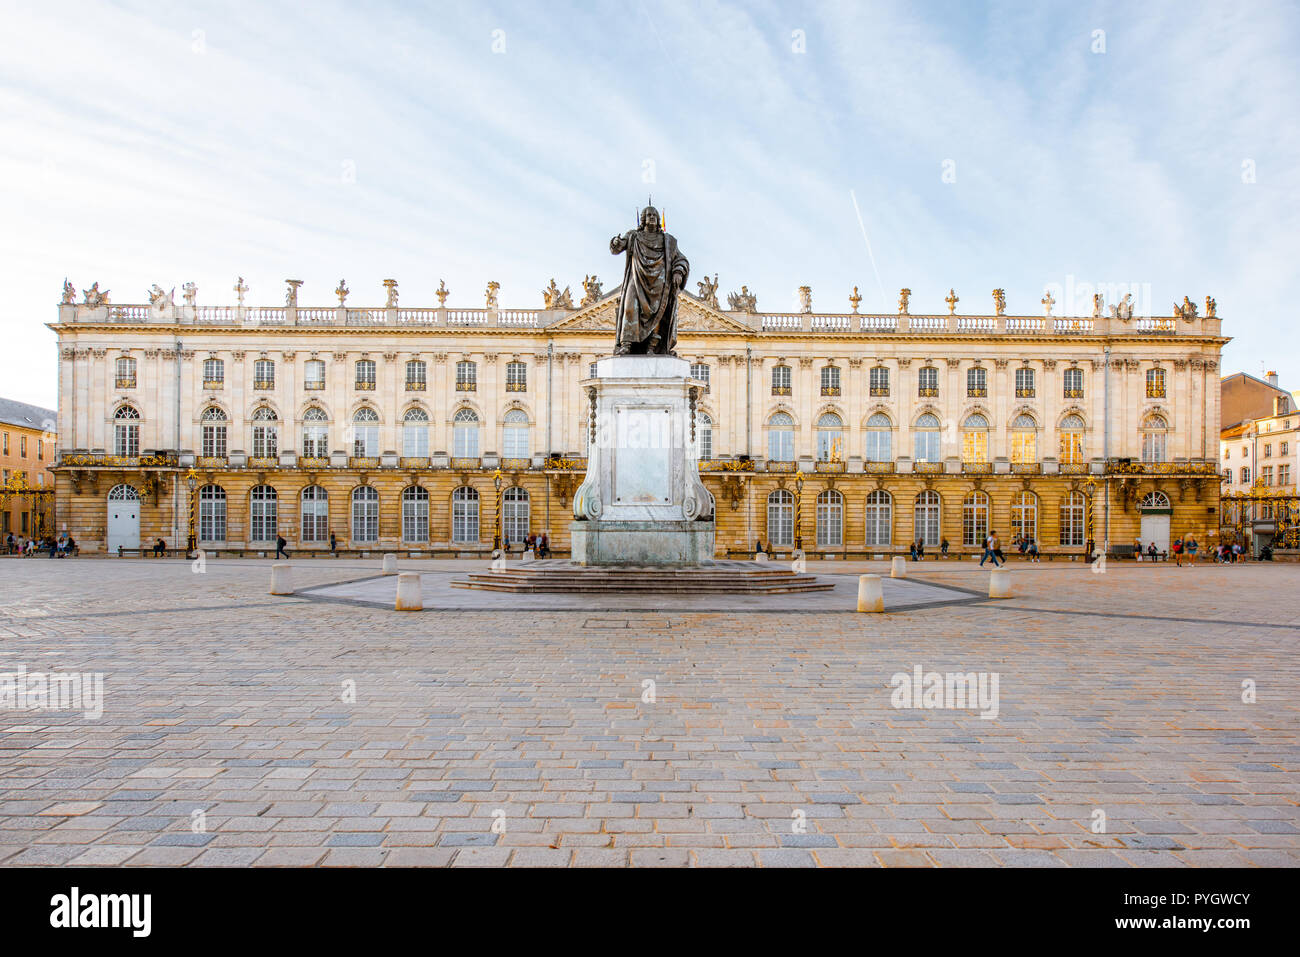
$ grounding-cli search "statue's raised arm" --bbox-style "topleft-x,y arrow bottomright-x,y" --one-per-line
610,232 -> 629,254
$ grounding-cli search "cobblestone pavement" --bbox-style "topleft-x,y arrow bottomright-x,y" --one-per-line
0,555 -> 1296,867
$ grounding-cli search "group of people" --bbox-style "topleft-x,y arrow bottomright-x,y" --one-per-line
504,533 -> 550,558
1012,532 -> 1041,562
4,533 -> 77,557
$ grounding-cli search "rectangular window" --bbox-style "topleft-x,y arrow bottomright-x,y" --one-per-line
820,366 -> 840,396
1015,367 -> 1035,397
869,367 -> 889,396
456,361 -> 477,390
917,367 -> 938,396
1262,466 -> 1274,484
304,360 -> 326,390
772,366 -> 791,395
690,363 -> 710,391
966,367 -> 987,397
254,359 -> 275,389
355,360 -> 376,390
505,361 -> 527,392
1280,464 -> 1291,485
20,436 -> 27,457
1264,444 -> 1272,458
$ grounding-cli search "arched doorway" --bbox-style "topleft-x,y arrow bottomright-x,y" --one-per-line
1138,490 -> 1172,553
107,484 -> 141,551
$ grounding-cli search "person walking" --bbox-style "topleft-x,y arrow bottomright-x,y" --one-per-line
1185,534 -> 1199,563
1172,536 -> 1184,566
276,534 -> 289,560
980,531 -> 1003,568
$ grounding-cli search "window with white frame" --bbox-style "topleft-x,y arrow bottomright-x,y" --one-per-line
403,408 -> 429,457
302,407 -> 328,457
113,405 -> 140,457
502,409 -> 529,459
453,409 -> 480,458
864,490 -> 892,546
401,486 -> 429,542
452,486 -> 479,542
766,489 -> 794,546
352,407 -> 379,457
767,412 -> 795,461
865,413 -> 892,462
351,486 -> 379,542
200,407 -> 227,457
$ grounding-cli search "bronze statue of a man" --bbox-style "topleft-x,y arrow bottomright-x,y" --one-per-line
610,205 -> 689,355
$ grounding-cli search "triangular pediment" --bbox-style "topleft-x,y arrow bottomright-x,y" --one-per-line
547,290 -> 754,334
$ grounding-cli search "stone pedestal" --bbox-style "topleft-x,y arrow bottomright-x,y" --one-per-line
571,355 -> 715,566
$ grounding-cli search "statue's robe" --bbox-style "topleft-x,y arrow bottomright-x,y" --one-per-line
612,228 -> 689,355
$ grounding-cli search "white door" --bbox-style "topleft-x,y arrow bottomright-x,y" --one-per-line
1139,512 -> 1170,554
107,484 -> 141,551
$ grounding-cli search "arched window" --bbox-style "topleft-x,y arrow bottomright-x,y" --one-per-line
355,359 -> 376,389
108,483 -> 140,502
1059,414 -> 1085,465
453,408 -> 480,458
771,365 -> 792,395
1011,491 -> 1038,544
352,407 -> 379,458
820,366 -> 841,395
816,489 -> 843,547
1146,367 -> 1166,398
816,412 -> 843,462
452,486 -> 479,542
351,486 -> 379,542
502,409 -> 529,459
113,405 -> 140,457
1063,367 -> 1084,398
961,413 -> 989,464
865,413 -> 892,463
864,490 -> 892,546
962,490 -> 990,546
869,366 -> 890,396
401,486 -> 429,542
199,484 -> 226,542
251,406 -> 278,458
1010,413 -> 1037,465
405,359 -> 427,390
697,413 -> 713,461
304,359 -> 326,390
302,407 -> 329,458
115,356 -> 137,388
1141,413 -> 1169,463
914,413 -> 941,463
300,486 -> 328,542
249,485 -> 278,542
917,366 -> 939,397
766,489 -> 794,547
200,407 -> 227,458
1059,491 -> 1086,546
767,412 -> 795,462
913,490 -> 940,546
503,487 -> 530,543
966,366 -> 987,397
403,408 -> 429,457
1140,490 -> 1171,509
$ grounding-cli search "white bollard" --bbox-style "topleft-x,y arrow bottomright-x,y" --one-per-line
395,572 -> 423,611
382,553 -> 398,575
890,556 -> 907,579
521,550 -> 535,564
270,563 -> 293,595
989,567 -> 1012,598
755,551 -> 769,563
857,574 -> 884,613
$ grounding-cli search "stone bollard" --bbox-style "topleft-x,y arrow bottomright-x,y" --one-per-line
890,556 -> 907,579
989,567 -> 1012,598
382,553 -> 398,575
395,572 -> 423,611
521,550 -> 535,564
270,563 -> 293,595
857,574 -> 884,613
755,551 -> 769,563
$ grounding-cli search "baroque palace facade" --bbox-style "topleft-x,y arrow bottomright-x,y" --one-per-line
50,279 -> 1225,557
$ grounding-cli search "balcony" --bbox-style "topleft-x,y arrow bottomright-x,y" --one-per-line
399,456 -> 430,468
253,379 -> 275,390
1063,388 -> 1084,399
1015,387 -> 1036,398
299,456 -> 329,468
248,456 -> 276,468
1010,462 -> 1042,474
869,387 -> 890,397
967,387 -> 987,398
917,386 -> 938,398
405,380 -> 426,391
450,456 -> 481,469
814,460 -> 846,473
355,380 -> 376,391
115,377 -> 136,389
197,456 -> 227,468
544,456 -> 587,470
962,461 -> 993,474
350,456 -> 380,468
505,382 -> 527,392
1058,463 -> 1089,474
304,380 -> 325,391
914,461 -> 944,473
700,459 -> 754,472
501,457 -> 531,470
202,379 -> 224,390
864,461 -> 896,473
766,460 -> 798,472
820,386 -> 841,396
1146,385 -> 1166,398
456,381 -> 477,392
771,385 -> 791,396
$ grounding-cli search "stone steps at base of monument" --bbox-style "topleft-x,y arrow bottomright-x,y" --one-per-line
450,564 -> 834,594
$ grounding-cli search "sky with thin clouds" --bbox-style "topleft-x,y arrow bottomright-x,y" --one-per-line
1,0 -> 1297,410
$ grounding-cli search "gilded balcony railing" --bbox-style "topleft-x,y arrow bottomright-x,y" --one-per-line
399,456 -> 430,468
501,458 -> 531,470
355,381 -> 376,391
814,460 -> 846,473
505,382 -> 526,392
962,461 -> 993,474
450,457 -> 481,469
1063,388 -> 1084,399
456,381 -> 476,391
350,456 -> 380,468
1146,384 -> 1166,398
1015,387 -> 1036,398
405,381 -> 426,391
544,456 -> 586,470
914,461 -> 944,473
202,379 -> 224,390
304,381 -> 325,390
248,456 -> 276,468
1010,462 -> 1042,474
865,461 -> 896,473
820,386 -> 841,396
197,456 -> 227,468
114,377 -> 136,389
766,460 -> 798,472
299,456 -> 329,468
253,379 -> 274,390
869,387 -> 890,397
917,386 -> 938,397
967,387 -> 987,398
771,386 -> 791,396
